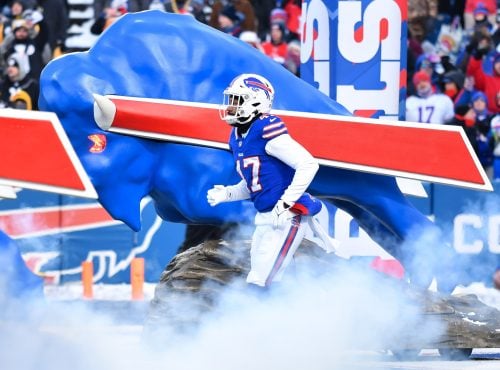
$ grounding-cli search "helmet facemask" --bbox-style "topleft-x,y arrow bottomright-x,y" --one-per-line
219,74 -> 274,126
220,91 -> 256,125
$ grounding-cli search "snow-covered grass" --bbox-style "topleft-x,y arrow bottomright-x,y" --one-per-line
43,282 -> 157,301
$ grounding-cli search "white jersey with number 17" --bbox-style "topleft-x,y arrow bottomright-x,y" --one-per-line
405,93 -> 455,124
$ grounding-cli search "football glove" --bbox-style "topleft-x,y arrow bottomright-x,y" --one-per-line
207,185 -> 230,206
271,199 -> 293,228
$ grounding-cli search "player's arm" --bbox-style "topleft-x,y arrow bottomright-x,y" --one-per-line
207,179 -> 250,206
265,133 -> 319,206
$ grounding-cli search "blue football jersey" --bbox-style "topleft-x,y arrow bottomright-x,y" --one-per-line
229,114 -> 320,214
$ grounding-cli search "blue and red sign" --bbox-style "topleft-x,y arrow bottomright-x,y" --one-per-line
301,0 -> 407,120
0,190 -> 185,285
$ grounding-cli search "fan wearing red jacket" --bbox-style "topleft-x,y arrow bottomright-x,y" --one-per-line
466,51 -> 500,113
261,23 -> 288,66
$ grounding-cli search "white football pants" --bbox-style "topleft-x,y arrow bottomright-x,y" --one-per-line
247,210 -> 307,286
247,203 -> 341,287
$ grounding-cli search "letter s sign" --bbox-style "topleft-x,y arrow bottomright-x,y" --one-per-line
301,0 -> 330,97
301,0 -> 406,120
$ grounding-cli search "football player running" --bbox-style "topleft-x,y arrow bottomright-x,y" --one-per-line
207,73 -> 339,287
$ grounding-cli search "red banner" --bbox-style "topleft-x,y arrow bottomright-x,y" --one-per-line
0,110 -> 97,198
94,95 -> 492,191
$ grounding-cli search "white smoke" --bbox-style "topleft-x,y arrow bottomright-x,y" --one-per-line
0,249 -> 447,370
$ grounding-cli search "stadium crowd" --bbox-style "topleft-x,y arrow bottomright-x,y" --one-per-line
0,0 -> 499,178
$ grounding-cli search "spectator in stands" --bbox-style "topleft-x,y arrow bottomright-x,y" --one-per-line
459,28 -> 494,72
407,30 -> 424,95
239,30 -> 262,50
464,0 -> 497,30
466,48 -> 500,113
282,0 -> 301,42
414,52 -> 445,91
95,0 -> 150,14
91,0 -> 128,35
284,38 -> 300,76
469,91 -> 494,175
449,103 -> 477,142
442,69 -> 465,103
489,92 -> 500,178
269,6 -> 287,30
209,0 -> 256,34
214,4 -> 244,37
164,0 -> 190,14
261,22 -> 288,66
268,4 -> 296,43
453,75 -> 478,111
447,90 -> 494,176
1,18 -> 46,78
249,0 -> 274,40
148,0 -> 164,10
38,0 -> 68,58
7,0 -> 24,19
0,51 -> 38,109
93,0 -> 109,21
1,0 -> 26,42
438,0 -> 466,27
408,0 -> 438,42
406,70 -> 455,124
128,0 -> 151,12
470,1 -> 496,32
159,0 -> 210,24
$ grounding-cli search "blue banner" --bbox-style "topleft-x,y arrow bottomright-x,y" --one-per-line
432,182 -> 500,286
0,190 -> 185,284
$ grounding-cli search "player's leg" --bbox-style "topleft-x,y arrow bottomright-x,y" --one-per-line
246,213 -> 306,287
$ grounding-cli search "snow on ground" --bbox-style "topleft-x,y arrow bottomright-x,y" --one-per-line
43,281 -> 500,311
44,282 -> 157,301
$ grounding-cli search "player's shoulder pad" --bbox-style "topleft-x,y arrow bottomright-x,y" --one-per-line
258,114 -> 287,140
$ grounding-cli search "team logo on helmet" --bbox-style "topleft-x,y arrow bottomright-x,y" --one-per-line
243,77 -> 272,98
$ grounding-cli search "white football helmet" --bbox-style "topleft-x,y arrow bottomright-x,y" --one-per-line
219,74 -> 274,125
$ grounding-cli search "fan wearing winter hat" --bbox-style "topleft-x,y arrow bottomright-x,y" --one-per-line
5,52 -> 29,81
209,0 -> 256,36
406,70 -> 455,124
441,70 -> 465,102
2,17 -> 45,79
464,0 -> 497,30
0,52 -> 39,110
471,2 -> 495,32
217,5 -> 244,37
471,91 -> 491,119
469,91 -> 495,177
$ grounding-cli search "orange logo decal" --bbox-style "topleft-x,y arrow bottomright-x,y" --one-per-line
88,134 -> 107,153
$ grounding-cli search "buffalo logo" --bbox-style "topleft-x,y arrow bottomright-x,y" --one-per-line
88,133 -> 107,153
244,77 -> 273,98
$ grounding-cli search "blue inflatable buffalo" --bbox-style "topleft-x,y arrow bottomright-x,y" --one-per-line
39,11 -> 447,288
0,230 -> 43,300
